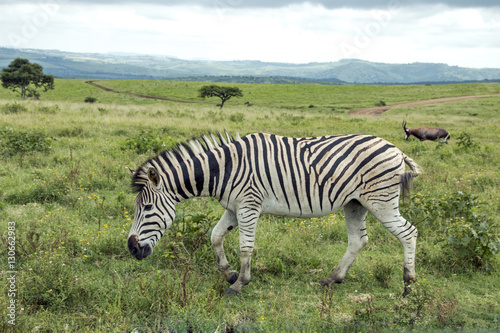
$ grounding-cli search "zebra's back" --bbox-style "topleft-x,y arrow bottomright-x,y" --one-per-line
220,133 -> 407,217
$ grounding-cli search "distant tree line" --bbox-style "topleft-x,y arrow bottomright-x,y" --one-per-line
178,75 -> 345,85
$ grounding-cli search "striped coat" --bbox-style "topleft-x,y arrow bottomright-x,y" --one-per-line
128,133 -> 422,296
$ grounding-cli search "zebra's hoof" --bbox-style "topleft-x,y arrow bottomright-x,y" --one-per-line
227,272 -> 239,284
224,288 -> 240,296
321,281 -> 332,288
321,278 -> 342,288
402,289 -> 411,298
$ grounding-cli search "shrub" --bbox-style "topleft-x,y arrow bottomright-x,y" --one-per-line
6,177 -> 70,204
435,192 -> 499,270
37,104 -> 60,114
403,191 -> 499,271
0,127 -> 53,166
229,112 -> 245,123
206,110 -> 225,122
121,130 -> 178,154
456,132 -> 477,150
372,262 -> 394,289
1,127 -> 53,156
57,126 -> 85,137
1,102 -> 28,113
84,96 -> 97,103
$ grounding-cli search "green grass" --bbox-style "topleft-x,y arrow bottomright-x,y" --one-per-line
1,79 -> 499,332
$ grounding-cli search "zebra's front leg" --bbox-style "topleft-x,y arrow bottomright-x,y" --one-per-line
211,210 -> 239,284
225,209 -> 259,295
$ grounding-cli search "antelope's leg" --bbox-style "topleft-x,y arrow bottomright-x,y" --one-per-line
211,210 -> 239,284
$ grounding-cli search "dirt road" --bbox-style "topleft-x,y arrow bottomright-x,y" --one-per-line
349,94 -> 500,115
85,80 -> 197,103
85,80 -> 500,112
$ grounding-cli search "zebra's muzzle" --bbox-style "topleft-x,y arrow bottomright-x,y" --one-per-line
128,234 -> 152,260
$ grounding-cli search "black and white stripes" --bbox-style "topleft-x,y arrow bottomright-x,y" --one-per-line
128,132 -> 422,295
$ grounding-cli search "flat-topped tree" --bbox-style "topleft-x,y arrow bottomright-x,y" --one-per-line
1,58 -> 54,100
198,85 -> 243,109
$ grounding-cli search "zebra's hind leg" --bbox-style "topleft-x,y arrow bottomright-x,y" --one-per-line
364,199 -> 418,296
322,200 -> 368,287
211,210 -> 239,284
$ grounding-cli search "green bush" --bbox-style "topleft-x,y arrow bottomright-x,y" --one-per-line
456,132 -> 477,150
403,191 -> 499,271
6,175 -> 70,204
1,102 -> 28,113
84,96 -> 97,103
0,127 -> 53,166
372,262 -> 394,289
229,112 -> 245,123
121,130 -> 178,154
435,192 -> 499,270
37,104 -> 60,114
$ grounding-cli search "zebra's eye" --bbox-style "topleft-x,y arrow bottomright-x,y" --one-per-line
144,204 -> 153,211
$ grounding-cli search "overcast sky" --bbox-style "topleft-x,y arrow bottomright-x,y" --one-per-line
1,0 -> 499,68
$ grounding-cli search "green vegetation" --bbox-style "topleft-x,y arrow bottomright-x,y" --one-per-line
198,85 -> 243,109
0,79 -> 499,332
1,58 -> 55,100
0,128 -> 53,167
84,96 -> 97,104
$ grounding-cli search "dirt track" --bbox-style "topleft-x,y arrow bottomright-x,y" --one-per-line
85,80 -> 197,103
86,80 -> 500,113
349,94 -> 500,115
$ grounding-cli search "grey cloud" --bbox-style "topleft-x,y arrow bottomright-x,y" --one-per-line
4,0 -> 500,9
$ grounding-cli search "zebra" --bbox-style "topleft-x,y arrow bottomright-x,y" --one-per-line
127,132 -> 422,296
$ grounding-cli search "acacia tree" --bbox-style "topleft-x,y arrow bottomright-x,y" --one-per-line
1,58 -> 55,100
198,85 -> 243,109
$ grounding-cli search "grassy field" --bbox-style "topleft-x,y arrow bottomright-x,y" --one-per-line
1,79 -> 499,332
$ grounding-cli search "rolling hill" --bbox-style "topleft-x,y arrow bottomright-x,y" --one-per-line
1,47 -> 500,84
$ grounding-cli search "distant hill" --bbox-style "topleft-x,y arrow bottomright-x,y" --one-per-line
1,47 -> 500,84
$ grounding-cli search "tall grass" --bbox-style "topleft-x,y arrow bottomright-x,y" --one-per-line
0,80 -> 499,332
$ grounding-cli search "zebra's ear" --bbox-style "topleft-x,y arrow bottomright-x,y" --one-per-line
125,167 -> 135,177
147,167 -> 161,187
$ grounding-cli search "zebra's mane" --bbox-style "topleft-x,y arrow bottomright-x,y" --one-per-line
131,131 -> 240,193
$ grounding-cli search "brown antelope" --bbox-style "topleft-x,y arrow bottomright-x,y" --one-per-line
403,121 -> 450,142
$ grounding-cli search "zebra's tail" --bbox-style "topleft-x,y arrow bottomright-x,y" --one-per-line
401,154 -> 423,199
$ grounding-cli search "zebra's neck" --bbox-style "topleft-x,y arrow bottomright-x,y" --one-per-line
152,143 -> 229,203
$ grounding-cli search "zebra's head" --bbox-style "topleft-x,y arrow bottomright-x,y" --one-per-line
127,166 -> 176,260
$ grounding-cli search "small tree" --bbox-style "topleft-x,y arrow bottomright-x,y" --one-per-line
198,85 -> 243,109
1,58 -> 55,100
